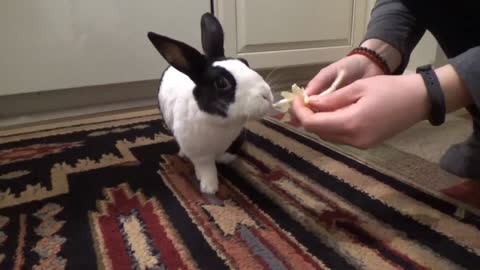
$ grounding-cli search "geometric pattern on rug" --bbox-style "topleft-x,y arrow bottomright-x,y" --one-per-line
90,183 -> 196,270
268,111 -> 480,213
0,112 -> 479,269
32,203 -> 66,269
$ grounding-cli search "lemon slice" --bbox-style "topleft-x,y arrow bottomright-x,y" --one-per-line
273,83 -> 308,112
272,69 -> 346,121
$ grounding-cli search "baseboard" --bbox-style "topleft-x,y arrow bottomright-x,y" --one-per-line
0,63 -> 325,128
0,98 -> 158,129
0,79 -> 159,118
0,79 -> 159,128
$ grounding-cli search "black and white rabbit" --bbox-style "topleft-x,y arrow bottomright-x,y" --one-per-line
147,13 -> 273,194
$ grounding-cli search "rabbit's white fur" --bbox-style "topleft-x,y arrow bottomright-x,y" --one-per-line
159,59 -> 272,194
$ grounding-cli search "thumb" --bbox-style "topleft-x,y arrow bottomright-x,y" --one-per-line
308,84 -> 360,112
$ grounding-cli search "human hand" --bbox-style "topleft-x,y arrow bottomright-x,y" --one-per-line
292,74 -> 431,149
305,54 -> 385,96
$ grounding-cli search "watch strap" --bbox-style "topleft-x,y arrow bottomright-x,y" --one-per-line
416,64 -> 446,126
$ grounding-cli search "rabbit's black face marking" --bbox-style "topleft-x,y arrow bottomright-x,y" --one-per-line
193,65 -> 237,117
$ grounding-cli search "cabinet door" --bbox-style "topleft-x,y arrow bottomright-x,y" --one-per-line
214,0 -> 368,69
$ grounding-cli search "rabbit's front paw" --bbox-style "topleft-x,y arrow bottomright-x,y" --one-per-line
200,178 -> 218,194
193,159 -> 218,194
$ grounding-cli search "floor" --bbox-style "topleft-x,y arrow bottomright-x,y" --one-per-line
1,95 -> 472,167
2,102 -> 477,213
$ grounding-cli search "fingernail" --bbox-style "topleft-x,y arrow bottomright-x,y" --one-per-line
308,95 -> 320,102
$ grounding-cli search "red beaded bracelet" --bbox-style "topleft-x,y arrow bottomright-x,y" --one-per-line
348,47 -> 391,75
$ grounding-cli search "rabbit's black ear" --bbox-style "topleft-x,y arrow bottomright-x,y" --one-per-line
148,32 -> 206,82
201,13 -> 225,58
237,57 -> 249,67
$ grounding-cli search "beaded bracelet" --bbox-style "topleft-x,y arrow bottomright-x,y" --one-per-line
348,46 -> 391,75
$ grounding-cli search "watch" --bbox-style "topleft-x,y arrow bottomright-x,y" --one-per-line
416,65 -> 446,126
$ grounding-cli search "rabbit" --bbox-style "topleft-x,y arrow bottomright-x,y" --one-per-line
147,13 -> 273,194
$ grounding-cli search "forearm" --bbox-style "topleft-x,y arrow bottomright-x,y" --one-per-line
400,64 -> 472,123
435,65 -> 473,113
448,46 -> 480,110
363,0 -> 426,74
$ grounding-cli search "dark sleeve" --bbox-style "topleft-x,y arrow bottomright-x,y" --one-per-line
363,0 -> 426,74
449,47 -> 480,107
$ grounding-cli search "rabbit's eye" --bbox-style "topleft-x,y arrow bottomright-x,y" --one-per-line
214,77 -> 231,90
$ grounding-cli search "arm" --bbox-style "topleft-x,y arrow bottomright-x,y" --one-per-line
361,0 -> 426,74
363,1 -> 477,112
292,1 -> 476,149
448,47 -> 480,110
305,0 -> 426,96
293,63 -> 473,149
435,64 -> 473,113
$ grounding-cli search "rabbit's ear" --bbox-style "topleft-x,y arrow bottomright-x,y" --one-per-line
201,13 -> 225,58
148,32 -> 206,82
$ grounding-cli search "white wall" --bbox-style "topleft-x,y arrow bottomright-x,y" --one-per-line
406,31 -> 444,71
0,0 -> 210,96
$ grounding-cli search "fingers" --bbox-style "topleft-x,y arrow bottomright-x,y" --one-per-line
307,84 -> 361,112
305,67 -> 336,96
291,96 -> 315,122
291,96 -> 355,137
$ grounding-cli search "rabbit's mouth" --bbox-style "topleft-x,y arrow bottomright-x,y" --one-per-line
249,97 -> 272,118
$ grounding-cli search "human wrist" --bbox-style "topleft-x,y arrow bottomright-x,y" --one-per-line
350,54 -> 385,77
405,73 -> 432,122
360,39 -> 402,74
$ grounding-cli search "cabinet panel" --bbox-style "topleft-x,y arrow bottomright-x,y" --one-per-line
237,0 -> 353,53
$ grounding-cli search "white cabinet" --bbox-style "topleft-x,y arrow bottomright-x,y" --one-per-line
214,0 -> 369,69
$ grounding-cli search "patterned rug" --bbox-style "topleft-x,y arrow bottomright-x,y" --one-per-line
0,109 -> 479,270
269,110 -> 480,212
